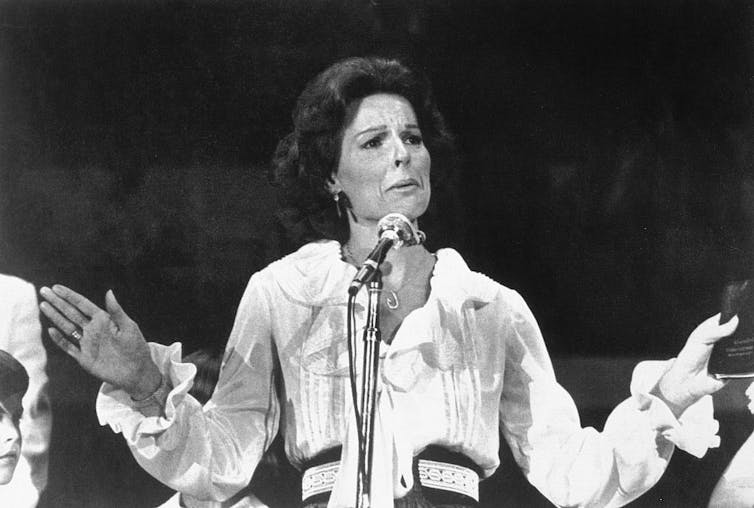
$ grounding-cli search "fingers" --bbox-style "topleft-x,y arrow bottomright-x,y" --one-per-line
39,300 -> 84,340
104,290 -> 130,328
696,375 -> 729,400
50,284 -> 102,316
707,377 -> 728,393
688,313 -> 739,346
48,327 -> 82,359
39,286 -> 91,328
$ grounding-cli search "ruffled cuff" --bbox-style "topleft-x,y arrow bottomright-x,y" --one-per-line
96,342 -> 197,442
630,360 -> 720,458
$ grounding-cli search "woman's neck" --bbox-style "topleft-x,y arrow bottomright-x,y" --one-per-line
344,218 -> 381,254
343,217 -> 432,288
344,217 -> 424,262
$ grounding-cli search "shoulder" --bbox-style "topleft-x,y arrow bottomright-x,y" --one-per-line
433,248 -> 531,314
257,240 -> 342,284
245,240 -> 349,306
432,249 -> 544,351
266,240 -> 342,270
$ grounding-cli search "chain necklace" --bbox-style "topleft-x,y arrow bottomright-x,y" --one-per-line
342,243 -> 405,310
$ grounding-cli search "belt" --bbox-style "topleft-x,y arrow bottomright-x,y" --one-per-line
301,446 -> 481,505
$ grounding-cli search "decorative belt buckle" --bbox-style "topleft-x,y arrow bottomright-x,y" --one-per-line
418,459 -> 479,501
301,461 -> 339,501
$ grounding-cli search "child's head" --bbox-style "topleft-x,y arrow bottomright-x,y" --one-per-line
0,350 -> 28,485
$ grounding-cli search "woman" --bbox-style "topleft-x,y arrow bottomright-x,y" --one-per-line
39,56 -> 736,508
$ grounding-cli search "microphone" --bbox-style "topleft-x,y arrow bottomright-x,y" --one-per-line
348,213 -> 425,295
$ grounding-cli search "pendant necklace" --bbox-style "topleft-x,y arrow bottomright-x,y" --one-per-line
342,243 -> 405,310
384,289 -> 400,310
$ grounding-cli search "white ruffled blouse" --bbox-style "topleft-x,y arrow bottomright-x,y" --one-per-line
96,241 -> 720,508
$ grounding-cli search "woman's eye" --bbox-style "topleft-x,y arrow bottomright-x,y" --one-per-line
362,137 -> 382,149
405,134 -> 423,145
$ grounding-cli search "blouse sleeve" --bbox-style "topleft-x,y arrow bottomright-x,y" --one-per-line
96,273 -> 281,503
498,290 -> 719,508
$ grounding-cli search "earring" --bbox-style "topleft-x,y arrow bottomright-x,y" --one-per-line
333,192 -> 341,218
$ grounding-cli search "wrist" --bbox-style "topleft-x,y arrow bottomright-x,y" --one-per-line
652,377 -> 690,419
128,362 -> 163,401
129,372 -> 170,412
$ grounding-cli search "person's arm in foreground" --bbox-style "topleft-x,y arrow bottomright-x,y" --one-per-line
39,275 -> 280,503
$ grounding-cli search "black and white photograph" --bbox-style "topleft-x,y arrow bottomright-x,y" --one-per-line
1,1 -> 753,506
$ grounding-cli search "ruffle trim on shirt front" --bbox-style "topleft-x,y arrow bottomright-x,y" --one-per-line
96,342 -> 197,447
263,242 -> 502,508
430,249 -> 499,307
267,241 -> 353,307
265,240 -> 500,310
630,360 -> 720,458
382,248 -> 500,380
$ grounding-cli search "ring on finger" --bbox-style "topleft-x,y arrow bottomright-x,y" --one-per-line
70,329 -> 83,344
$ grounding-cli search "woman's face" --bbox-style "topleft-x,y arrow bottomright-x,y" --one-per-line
0,404 -> 21,485
330,93 -> 431,226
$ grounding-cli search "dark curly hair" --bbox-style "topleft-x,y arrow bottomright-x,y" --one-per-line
271,56 -> 460,251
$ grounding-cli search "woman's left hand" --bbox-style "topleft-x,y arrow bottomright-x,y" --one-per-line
654,313 -> 739,417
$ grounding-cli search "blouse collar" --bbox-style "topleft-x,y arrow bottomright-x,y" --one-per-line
268,240 -> 498,308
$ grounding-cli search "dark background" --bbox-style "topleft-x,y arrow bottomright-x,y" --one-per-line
1,0 -> 753,506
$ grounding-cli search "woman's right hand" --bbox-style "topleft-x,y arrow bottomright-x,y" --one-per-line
39,285 -> 162,400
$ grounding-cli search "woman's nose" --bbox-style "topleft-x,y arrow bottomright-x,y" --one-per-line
0,418 -> 19,443
1,425 -> 16,443
393,139 -> 410,168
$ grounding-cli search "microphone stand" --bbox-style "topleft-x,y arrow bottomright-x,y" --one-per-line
349,213 -> 423,506
355,270 -> 382,508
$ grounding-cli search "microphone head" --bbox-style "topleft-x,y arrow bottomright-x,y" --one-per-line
377,213 -> 426,249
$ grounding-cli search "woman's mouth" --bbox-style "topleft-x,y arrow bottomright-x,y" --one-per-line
0,453 -> 18,463
0,446 -> 19,459
388,179 -> 420,191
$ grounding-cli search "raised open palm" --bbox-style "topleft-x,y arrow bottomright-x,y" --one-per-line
39,285 -> 161,399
